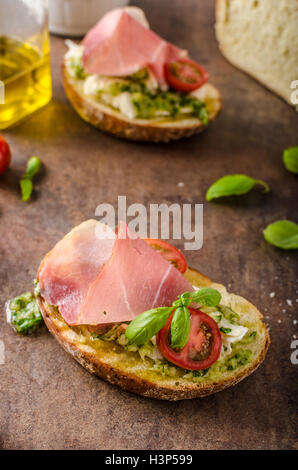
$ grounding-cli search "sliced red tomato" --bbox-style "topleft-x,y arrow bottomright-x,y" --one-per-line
144,238 -> 187,273
165,58 -> 209,93
157,308 -> 222,370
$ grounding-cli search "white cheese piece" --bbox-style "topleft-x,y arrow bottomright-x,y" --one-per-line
191,83 -> 219,101
83,75 -> 128,95
145,69 -> 159,92
83,75 -> 108,95
64,40 -> 84,77
112,92 -> 136,119
190,84 -> 208,101
219,318 -> 248,354
64,40 -> 83,61
83,75 -> 101,95
147,346 -> 164,361
191,285 -> 248,357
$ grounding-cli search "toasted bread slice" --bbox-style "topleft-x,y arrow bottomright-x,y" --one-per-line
37,267 -> 269,400
62,64 -> 222,142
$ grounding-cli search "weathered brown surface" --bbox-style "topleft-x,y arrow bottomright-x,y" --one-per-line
0,0 -> 297,450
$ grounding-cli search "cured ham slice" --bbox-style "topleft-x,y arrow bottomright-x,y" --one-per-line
78,222 -> 193,325
82,8 -> 186,87
38,220 -> 115,325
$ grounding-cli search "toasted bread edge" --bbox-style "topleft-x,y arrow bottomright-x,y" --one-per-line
38,267 -> 270,401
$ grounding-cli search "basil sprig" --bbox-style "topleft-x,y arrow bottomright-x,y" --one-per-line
125,287 -> 221,349
263,220 -> 298,250
206,174 -> 269,201
20,156 -> 41,201
283,146 -> 298,174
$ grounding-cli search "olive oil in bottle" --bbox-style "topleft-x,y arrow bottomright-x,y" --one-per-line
0,36 -> 52,129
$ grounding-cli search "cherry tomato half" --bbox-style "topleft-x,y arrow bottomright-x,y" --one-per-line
0,135 -> 11,175
157,308 -> 222,370
144,238 -> 188,273
165,58 -> 209,93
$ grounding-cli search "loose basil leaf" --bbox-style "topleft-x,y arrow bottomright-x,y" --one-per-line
206,174 -> 269,201
189,287 -> 222,307
125,307 -> 173,346
20,178 -> 33,201
283,147 -> 298,174
263,220 -> 298,250
170,306 -> 190,349
20,156 -> 42,201
26,156 -> 41,179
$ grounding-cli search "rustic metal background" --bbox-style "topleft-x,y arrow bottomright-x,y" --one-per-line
0,0 -> 297,449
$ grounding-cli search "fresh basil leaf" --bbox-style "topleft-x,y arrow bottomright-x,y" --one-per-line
125,307 -> 173,346
20,156 -> 42,201
20,178 -> 33,201
263,220 -> 298,250
283,147 -> 298,174
206,174 -> 269,201
170,306 -> 190,349
189,287 -> 222,307
26,156 -> 41,179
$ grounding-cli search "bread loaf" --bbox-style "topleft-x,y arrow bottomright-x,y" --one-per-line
215,0 -> 298,108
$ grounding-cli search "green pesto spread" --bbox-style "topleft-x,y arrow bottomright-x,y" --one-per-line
7,290 -> 43,334
94,306 -> 256,382
9,279 -> 255,382
70,57 -> 209,123
108,80 -> 208,122
70,61 -> 86,80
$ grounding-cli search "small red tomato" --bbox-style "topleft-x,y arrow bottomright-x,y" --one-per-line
165,58 -> 209,93
157,308 -> 222,370
0,135 -> 11,175
144,238 -> 188,273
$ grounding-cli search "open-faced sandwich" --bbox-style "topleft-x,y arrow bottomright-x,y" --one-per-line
63,7 -> 221,142
11,219 -> 269,401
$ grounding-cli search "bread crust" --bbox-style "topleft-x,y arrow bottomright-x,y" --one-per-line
38,267 -> 270,401
62,64 -> 222,142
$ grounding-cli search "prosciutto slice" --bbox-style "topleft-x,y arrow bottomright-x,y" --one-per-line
78,222 -> 193,325
82,8 -> 186,87
38,220 -> 115,325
